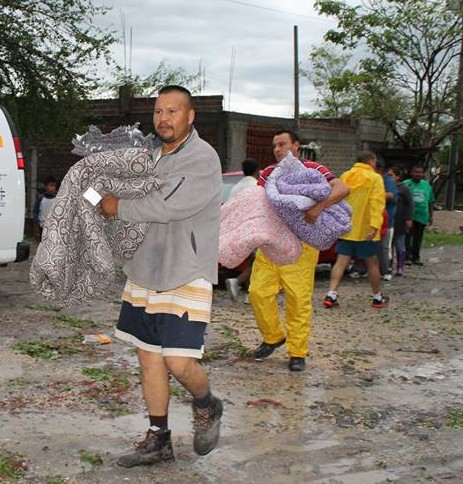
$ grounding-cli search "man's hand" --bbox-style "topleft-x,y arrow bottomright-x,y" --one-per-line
304,203 -> 324,224
405,219 -> 413,230
365,227 -> 377,241
99,195 -> 119,218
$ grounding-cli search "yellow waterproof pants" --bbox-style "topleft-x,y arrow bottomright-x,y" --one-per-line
248,242 -> 319,358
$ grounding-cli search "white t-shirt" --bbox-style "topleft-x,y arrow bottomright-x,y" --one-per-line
229,176 -> 258,199
38,196 -> 56,227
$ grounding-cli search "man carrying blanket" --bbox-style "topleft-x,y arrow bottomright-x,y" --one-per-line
100,85 -> 223,467
248,129 -> 349,372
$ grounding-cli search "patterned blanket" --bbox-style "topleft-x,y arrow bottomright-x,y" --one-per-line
29,148 -> 158,305
219,186 -> 302,268
265,153 -> 352,251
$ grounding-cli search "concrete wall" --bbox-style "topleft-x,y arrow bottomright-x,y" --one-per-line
25,94 -> 395,220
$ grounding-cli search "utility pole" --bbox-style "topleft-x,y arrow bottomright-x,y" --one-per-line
293,25 -> 299,123
446,3 -> 463,210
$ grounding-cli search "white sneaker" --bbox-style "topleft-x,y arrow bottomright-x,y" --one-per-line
243,293 -> 250,304
382,274 -> 392,281
225,278 -> 239,302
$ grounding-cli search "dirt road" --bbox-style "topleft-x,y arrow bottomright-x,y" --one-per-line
1,215 -> 462,483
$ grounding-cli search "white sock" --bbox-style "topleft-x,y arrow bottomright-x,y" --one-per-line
327,290 -> 337,298
373,292 -> 382,300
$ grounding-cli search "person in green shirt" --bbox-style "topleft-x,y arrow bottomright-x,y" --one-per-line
403,165 -> 435,265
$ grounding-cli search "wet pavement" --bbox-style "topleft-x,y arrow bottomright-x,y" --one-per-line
0,243 -> 463,483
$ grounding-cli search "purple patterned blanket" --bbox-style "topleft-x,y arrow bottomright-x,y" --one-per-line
29,148 -> 158,305
265,152 -> 352,251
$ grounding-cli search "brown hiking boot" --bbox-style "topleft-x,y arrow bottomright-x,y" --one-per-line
192,396 -> 223,455
116,428 -> 174,468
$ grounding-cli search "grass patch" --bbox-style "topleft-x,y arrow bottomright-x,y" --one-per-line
445,409 -> 463,429
78,449 -> 103,466
5,377 -> 27,388
361,410 -> 381,428
202,349 -> 223,362
81,366 -> 130,391
423,231 -> 463,247
219,325 -> 253,358
12,337 -> 83,360
82,367 -> 114,381
338,349 -> 372,363
12,341 -> 59,360
80,366 -> 133,416
56,314 -> 97,329
170,384 -> 188,398
26,303 -> 61,312
0,451 -> 25,480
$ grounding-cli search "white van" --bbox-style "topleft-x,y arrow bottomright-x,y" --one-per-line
0,105 -> 29,264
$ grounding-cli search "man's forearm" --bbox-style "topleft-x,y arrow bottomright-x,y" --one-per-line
323,178 -> 350,208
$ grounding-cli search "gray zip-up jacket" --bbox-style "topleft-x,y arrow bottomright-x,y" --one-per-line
117,127 -> 222,291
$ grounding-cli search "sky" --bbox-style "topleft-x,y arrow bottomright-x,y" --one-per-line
94,0 -> 338,118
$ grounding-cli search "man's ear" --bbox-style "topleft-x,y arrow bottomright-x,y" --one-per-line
188,109 -> 195,125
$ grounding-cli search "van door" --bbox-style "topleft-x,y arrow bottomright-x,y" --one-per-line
0,105 -> 29,263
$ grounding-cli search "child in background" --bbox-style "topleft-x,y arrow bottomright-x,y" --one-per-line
33,176 -> 58,241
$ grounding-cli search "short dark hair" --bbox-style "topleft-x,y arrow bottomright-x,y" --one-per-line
241,158 -> 260,176
44,176 -> 57,185
157,85 -> 193,108
273,129 -> 300,143
389,166 -> 402,179
376,157 -> 386,171
355,150 -> 376,164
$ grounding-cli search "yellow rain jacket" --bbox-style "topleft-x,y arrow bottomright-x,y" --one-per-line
340,163 -> 385,241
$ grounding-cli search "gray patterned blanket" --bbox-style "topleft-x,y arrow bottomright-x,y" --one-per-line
29,147 -> 158,306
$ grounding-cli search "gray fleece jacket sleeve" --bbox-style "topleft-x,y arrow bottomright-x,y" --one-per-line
117,144 -> 221,223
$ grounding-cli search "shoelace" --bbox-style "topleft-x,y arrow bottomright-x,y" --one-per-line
194,406 -> 213,430
134,430 -> 157,450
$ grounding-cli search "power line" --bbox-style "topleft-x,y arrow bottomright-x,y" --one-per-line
218,0 -> 334,23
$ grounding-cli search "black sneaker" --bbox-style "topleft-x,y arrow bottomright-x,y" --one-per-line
192,396 -> 223,455
323,294 -> 339,308
253,338 -> 286,360
372,294 -> 389,309
412,260 -> 424,266
117,428 -> 174,468
288,357 -> 306,372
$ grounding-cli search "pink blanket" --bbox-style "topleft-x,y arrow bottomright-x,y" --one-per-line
219,186 -> 302,268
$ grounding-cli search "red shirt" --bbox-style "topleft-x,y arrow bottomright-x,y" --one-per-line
257,159 -> 335,187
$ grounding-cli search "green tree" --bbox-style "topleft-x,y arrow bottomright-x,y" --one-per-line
0,0 -> 117,141
313,0 -> 463,157
105,60 -> 202,97
301,46 -> 355,117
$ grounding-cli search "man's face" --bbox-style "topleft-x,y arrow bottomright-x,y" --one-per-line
411,167 -> 424,182
388,170 -> 399,182
153,91 -> 194,145
272,133 -> 299,162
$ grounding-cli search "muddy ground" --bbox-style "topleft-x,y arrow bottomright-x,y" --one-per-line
0,211 -> 463,484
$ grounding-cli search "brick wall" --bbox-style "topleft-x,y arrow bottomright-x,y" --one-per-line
26,94 -> 394,223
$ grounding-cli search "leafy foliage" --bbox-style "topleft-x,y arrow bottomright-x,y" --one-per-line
104,60 -> 202,97
0,0 -> 117,141
311,0 -> 463,154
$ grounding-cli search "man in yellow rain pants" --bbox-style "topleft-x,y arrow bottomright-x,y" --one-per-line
248,129 -> 349,371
